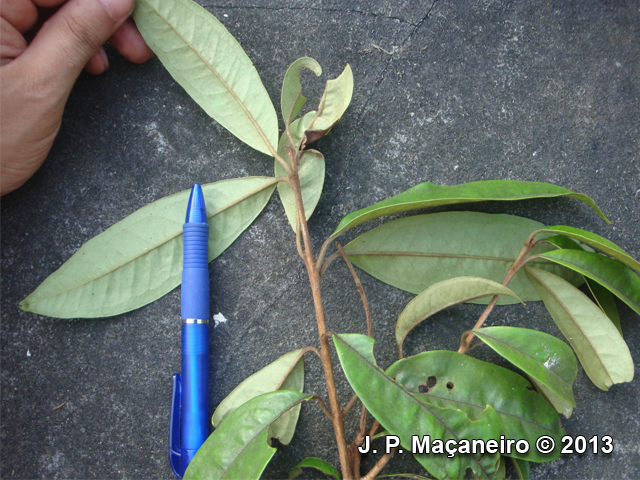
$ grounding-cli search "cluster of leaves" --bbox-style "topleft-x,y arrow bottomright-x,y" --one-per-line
21,0 -> 639,479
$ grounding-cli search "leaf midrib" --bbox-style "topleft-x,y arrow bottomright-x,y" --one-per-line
339,337 -> 495,478
218,397 -> 308,479
476,333 -> 573,394
27,180 -> 277,304
422,391 -> 560,436
140,0 -> 276,156
526,268 -> 610,380
540,254 -> 637,308
337,192 -> 586,234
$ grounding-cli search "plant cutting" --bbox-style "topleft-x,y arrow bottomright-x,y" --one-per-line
20,0 -> 639,478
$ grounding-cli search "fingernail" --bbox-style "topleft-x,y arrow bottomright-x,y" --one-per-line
99,0 -> 134,21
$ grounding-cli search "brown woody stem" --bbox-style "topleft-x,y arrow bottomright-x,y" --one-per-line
288,161 -> 352,479
458,235 -> 538,354
362,449 -> 396,480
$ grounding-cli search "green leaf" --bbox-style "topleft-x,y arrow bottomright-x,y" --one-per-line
396,277 -> 521,356
538,249 -> 640,316
511,458 -> 530,480
537,226 -> 640,274
332,180 -> 609,238
585,278 -> 622,334
344,212 -> 583,305
472,327 -> 577,410
525,267 -> 634,390
133,0 -> 278,156
276,150 -> 325,231
387,350 -> 564,462
21,177 -> 277,318
288,457 -> 341,480
212,348 -> 308,445
184,391 -> 310,480
333,334 -> 503,479
530,379 -> 574,418
281,57 -> 322,126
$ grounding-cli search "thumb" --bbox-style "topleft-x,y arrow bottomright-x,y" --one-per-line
22,0 -> 134,91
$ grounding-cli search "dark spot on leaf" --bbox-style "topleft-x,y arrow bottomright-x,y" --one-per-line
446,381 -> 455,390
419,375 -> 437,393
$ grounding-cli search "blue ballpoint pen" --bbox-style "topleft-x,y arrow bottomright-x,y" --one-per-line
169,184 -> 210,478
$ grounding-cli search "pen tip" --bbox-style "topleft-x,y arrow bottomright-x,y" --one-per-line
185,184 -> 207,223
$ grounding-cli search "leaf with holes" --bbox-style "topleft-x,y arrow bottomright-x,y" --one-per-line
526,267 -> 634,390
538,249 -> 640,316
343,212 -> 583,304
332,180 -> 609,238
288,457 -> 341,480
334,334 -> 503,479
21,177 -> 277,318
281,57 -> 322,126
472,327 -> 577,410
387,350 -> 564,462
396,277 -> 521,357
184,391 -> 310,480
212,348 -> 309,445
133,0 -> 278,155
536,226 -> 640,274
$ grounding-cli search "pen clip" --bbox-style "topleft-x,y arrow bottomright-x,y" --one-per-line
169,373 -> 182,479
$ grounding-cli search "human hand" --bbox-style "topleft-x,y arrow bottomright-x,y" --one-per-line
0,0 -> 153,195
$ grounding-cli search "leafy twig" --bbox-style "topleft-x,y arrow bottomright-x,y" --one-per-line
458,235 -> 537,353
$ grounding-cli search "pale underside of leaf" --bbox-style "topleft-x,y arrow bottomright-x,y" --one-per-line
276,150 -> 325,231
525,267 -> 634,390
133,0 -> 278,155
396,277 -> 520,355
333,180 -> 609,238
184,391 -> 310,480
344,212 -> 583,305
333,334 -> 502,479
585,278 -> 621,334
387,350 -> 564,462
281,57 -> 322,126
539,249 -> 640,315
21,177 -> 277,318
212,348 -> 309,446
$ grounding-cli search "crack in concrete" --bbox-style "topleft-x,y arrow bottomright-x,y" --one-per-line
349,0 -> 439,143
202,3 -> 419,27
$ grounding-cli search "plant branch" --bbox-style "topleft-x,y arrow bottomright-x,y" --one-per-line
288,161 -> 352,479
336,243 -> 374,337
318,235 -> 336,268
320,251 -> 340,277
312,395 -> 334,421
362,449 -> 396,480
343,393 -> 359,416
295,217 -> 305,260
458,235 -> 538,354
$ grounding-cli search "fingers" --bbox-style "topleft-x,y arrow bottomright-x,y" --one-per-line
0,17 -> 27,63
109,18 -> 153,64
18,0 -> 133,91
0,0 -> 37,33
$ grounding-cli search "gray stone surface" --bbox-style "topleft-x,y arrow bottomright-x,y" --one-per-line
2,0 -> 639,478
